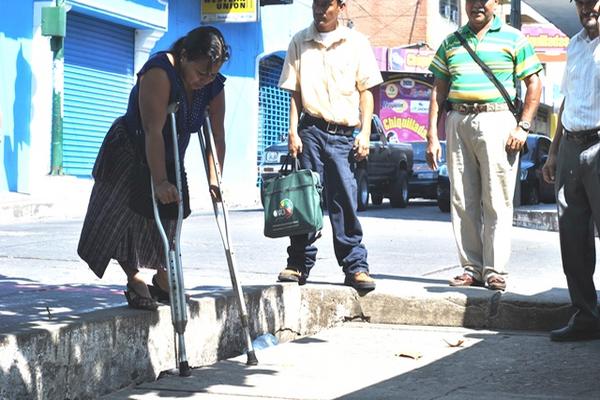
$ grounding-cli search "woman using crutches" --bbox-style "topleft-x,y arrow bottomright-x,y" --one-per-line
78,27 -> 229,310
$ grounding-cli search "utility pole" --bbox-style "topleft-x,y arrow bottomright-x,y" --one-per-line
510,0 -> 523,206
509,0 -> 522,30
42,0 -> 66,175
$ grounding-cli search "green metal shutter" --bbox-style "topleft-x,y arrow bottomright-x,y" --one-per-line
63,12 -> 134,176
257,55 -> 289,173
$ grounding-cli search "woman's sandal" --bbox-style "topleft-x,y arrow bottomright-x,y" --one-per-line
148,275 -> 170,303
124,283 -> 159,311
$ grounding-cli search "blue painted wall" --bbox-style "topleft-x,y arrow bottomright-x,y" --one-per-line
0,0 -> 310,196
153,0 -> 265,193
151,0 -> 311,196
0,2 -> 34,192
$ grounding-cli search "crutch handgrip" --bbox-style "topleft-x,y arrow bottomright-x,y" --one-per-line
167,102 -> 179,115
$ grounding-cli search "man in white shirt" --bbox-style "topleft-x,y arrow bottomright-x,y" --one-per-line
542,0 -> 600,341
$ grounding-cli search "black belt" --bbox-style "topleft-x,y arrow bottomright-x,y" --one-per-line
300,114 -> 355,137
565,127 -> 600,146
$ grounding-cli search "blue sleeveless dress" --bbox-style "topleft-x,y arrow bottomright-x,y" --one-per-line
125,52 -> 225,218
125,51 -> 225,165
78,52 -> 225,278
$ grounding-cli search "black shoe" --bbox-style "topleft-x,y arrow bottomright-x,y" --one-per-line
550,324 -> 600,342
344,272 -> 376,292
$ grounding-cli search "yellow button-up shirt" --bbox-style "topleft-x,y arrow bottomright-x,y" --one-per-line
279,23 -> 383,127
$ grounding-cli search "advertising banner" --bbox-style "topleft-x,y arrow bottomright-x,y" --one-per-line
379,77 -> 434,142
201,0 -> 257,23
521,24 -> 568,62
387,48 -> 435,74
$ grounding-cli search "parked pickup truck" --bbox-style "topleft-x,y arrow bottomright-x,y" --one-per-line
357,114 -> 413,209
259,115 -> 413,211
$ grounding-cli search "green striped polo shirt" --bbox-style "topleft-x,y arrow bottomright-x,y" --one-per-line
429,15 -> 542,104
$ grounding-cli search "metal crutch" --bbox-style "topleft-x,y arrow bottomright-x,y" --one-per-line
199,113 -> 258,366
150,102 -> 191,377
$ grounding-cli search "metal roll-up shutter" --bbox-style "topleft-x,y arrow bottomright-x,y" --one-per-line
63,12 -> 134,176
257,54 -> 290,183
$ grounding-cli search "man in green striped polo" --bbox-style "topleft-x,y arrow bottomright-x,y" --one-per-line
426,0 -> 542,291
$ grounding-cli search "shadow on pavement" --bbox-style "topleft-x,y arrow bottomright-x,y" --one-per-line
338,330 -> 600,400
361,201 -> 452,223
0,273 -> 126,333
425,284 -> 576,332
132,361 -> 278,399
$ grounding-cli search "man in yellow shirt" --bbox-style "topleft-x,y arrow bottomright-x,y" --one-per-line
277,0 -> 382,291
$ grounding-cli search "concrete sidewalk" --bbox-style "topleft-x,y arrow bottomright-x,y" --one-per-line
106,323 -> 600,400
0,193 -> 569,400
0,277 -> 579,400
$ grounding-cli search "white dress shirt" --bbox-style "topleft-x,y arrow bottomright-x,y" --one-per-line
561,29 -> 600,132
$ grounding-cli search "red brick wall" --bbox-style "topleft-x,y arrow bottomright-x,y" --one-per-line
340,0 -> 429,47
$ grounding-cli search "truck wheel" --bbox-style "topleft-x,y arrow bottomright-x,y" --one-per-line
437,197 -> 450,213
522,186 -> 540,205
371,193 -> 383,205
355,169 -> 369,211
390,169 -> 409,208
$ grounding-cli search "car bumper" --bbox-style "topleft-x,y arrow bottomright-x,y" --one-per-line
408,179 -> 438,199
259,164 -> 283,183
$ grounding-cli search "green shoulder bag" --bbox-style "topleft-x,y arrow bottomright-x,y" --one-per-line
262,156 -> 323,238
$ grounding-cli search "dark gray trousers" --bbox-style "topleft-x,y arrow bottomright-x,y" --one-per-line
556,136 -> 600,327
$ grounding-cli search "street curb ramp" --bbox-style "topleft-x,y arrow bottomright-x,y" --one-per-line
0,284 -> 573,400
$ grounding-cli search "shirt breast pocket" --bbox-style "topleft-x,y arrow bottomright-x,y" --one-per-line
329,50 -> 357,95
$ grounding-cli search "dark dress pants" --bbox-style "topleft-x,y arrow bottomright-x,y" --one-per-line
286,125 -> 369,276
556,137 -> 600,327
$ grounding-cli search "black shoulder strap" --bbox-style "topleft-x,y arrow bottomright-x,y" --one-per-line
453,31 -> 518,119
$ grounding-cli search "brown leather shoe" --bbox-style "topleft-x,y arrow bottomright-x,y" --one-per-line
277,267 -> 307,285
449,273 -> 483,287
344,271 -> 376,291
486,274 -> 506,291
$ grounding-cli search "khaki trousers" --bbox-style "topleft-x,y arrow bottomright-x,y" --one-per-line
446,110 -> 519,281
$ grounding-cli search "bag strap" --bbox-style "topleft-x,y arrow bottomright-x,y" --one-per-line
279,154 -> 300,175
453,31 -> 519,120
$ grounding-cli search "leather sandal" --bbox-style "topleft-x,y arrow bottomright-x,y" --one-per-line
449,273 -> 483,287
486,275 -> 506,291
124,283 -> 158,311
149,275 -> 170,303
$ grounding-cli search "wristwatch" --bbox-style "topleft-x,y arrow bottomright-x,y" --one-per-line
518,120 -> 531,132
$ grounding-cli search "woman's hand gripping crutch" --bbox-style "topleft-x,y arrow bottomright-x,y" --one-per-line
199,112 -> 258,366
150,102 -> 191,377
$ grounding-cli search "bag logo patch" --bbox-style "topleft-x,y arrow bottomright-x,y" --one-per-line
273,198 -> 294,219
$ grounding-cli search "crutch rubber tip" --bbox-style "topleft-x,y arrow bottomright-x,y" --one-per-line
179,361 -> 191,377
246,351 -> 258,366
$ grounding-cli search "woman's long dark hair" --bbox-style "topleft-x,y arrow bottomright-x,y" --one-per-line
169,26 -> 230,67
